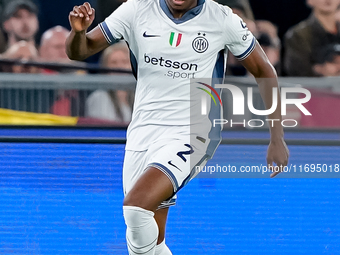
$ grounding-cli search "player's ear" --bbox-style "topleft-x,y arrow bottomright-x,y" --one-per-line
3,19 -> 12,33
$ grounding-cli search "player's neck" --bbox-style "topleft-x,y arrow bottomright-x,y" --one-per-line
165,0 -> 198,19
313,10 -> 338,34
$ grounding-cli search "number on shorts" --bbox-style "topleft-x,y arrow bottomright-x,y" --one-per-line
177,144 -> 194,162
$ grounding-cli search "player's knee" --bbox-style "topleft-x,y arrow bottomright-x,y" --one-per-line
123,205 -> 159,253
123,205 -> 156,228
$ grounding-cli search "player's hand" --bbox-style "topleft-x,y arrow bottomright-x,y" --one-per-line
267,137 -> 289,178
69,2 -> 95,33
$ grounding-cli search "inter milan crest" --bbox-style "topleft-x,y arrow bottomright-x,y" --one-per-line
192,33 -> 209,53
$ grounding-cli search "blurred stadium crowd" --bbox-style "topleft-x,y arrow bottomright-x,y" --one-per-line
0,0 -> 339,125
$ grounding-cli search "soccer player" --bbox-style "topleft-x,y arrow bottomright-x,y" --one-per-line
66,1 -> 289,254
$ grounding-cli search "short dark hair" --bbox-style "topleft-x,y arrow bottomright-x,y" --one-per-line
2,0 -> 38,23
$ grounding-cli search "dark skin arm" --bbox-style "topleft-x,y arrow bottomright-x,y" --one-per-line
240,42 -> 289,178
66,2 -> 109,60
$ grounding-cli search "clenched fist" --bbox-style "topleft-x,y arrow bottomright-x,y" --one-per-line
69,2 -> 95,32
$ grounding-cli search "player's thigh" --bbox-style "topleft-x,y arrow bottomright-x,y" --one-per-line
123,166 -> 174,211
122,138 -> 208,210
147,138 -> 208,193
123,149 -> 174,212
122,150 -> 148,196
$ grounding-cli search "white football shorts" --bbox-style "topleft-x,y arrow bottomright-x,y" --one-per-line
122,136 -> 210,209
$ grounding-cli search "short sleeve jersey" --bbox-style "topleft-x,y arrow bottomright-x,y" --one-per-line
100,0 -> 255,153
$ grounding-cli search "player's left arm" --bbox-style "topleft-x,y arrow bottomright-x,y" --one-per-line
240,42 -> 289,178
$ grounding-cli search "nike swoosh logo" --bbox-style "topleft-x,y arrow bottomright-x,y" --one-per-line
143,31 -> 160,38
240,21 -> 247,29
168,161 -> 182,171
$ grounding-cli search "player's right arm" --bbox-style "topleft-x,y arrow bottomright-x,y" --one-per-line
66,2 -> 109,61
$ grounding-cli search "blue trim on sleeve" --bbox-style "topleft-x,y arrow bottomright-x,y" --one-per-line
148,162 -> 179,191
99,22 -> 119,44
234,37 -> 256,60
159,0 -> 205,24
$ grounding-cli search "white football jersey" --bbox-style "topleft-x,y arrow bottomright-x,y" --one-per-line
100,0 -> 255,154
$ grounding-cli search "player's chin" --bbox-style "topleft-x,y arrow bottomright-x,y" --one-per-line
168,0 -> 188,8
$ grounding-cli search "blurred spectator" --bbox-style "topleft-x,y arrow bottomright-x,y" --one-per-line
0,40 -> 39,73
313,44 -> 340,76
2,0 -> 39,49
39,25 -> 79,117
0,40 -> 43,113
284,0 -> 340,76
85,42 -> 133,124
39,25 -> 70,64
256,20 -> 281,74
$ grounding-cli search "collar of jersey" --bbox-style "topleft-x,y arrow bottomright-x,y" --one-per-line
159,0 -> 205,24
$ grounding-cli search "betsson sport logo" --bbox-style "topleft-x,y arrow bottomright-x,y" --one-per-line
144,53 -> 198,79
197,83 -> 312,128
